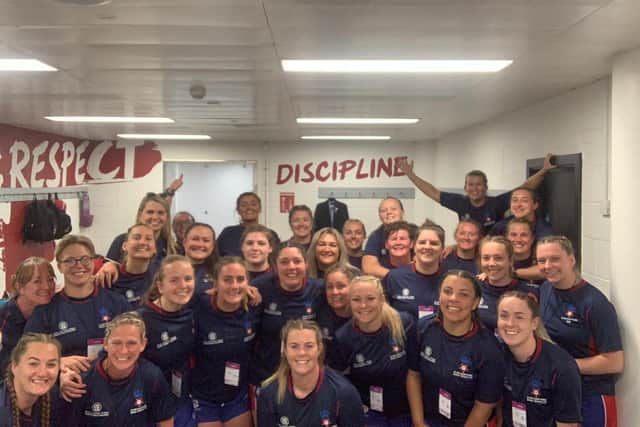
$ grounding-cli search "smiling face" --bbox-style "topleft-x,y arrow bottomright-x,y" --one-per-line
11,342 -> 59,399
17,265 -> 55,307
104,324 -> 146,378
123,225 -> 156,261
325,271 -> 350,313
241,231 -> 272,267
57,243 -> 94,289
454,222 -> 481,252
378,198 -> 403,224
315,232 -> 339,270
497,296 -> 538,348
510,189 -> 538,220
439,275 -> 480,325
414,229 -> 443,266
464,175 -> 488,203
237,194 -> 261,224
350,280 -> 384,330
184,225 -> 215,263
284,328 -> 322,378
385,229 -> 412,259
290,210 -> 313,240
156,260 -> 195,311
480,241 -> 512,286
536,242 -> 576,288
138,200 -> 167,233
277,247 -> 307,291
343,221 -> 365,252
507,223 -> 534,258
215,263 -> 248,311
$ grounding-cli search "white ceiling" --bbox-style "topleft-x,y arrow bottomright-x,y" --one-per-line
0,0 -> 637,143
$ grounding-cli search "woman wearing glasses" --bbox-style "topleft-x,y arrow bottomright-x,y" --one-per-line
25,235 -> 130,374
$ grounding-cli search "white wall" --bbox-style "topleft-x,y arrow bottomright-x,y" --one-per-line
420,78 -> 612,293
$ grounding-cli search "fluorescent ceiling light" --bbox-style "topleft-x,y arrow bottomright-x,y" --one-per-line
297,117 -> 419,124
0,59 -> 57,71
301,135 -> 391,141
117,134 -> 211,140
46,116 -> 174,123
282,60 -> 512,73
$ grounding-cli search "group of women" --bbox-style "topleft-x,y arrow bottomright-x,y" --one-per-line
0,189 -> 624,427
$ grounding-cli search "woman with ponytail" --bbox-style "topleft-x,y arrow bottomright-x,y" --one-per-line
0,333 -> 61,427
334,275 -> 416,427
406,269 -> 504,427
497,290 -> 581,426
257,319 -> 363,427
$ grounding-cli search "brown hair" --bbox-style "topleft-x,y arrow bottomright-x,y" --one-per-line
55,234 -> 96,262
464,170 -> 488,187
288,205 -> 313,225
497,290 -> 551,341
262,319 -> 325,404
383,221 -> 415,242
479,235 -> 514,278
6,333 -> 61,427
143,255 -> 194,303
240,224 -> 275,248
536,235 -> 580,274
437,269 -> 482,323
136,193 -> 176,255
10,257 -> 55,299
417,219 -> 445,246
236,192 -> 261,210
506,217 -> 534,235
211,256 -> 250,311
122,223 -> 156,265
306,228 -> 349,279
342,218 -> 366,238
184,222 -> 219,279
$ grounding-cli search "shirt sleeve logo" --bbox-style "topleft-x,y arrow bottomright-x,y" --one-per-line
452,355 -> 474,379
130,389 -> 148,414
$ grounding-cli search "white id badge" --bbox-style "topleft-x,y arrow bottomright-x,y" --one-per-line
224,362 -> 240,387
418,305 -> 433,319
369,386 -> 384,412
438,388 -> 452,419
512,401 -> 527,427
86,338 -> 104,359
171,370 -> 183,397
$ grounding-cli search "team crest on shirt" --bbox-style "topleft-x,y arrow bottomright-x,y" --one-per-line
397,288 -> 414,300
453,355 -> 474,379
389,338 -> 406,360
526,379 -> 548,405
353,353 -> 372,368
85,401 -> 109,417
302,303 -> 315,320
204,331 -> 224,345
322,327 -> 332,340
265,302 -> 282,316
125,290 -> 136,301
279,416 -> 290,426
130,389 -> 148,414
53,320 -> 76,337
156,330 -> 177,349
244,321 -> 256,342
561,303 -> 581,324
478,297 -> 488,309
319,409 -> 337,427
98,308 -> 112,328
421,345 -> 437,363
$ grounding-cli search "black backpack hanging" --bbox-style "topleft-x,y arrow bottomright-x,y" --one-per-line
22,194 -> 72,242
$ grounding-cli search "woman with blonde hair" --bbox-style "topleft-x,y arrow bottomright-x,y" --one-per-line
257,319 -> 363,427
497,290 -> 582,426
334,275 -> 416,426
0,333 -> 61,426
306,227 -> 350,279
0,257 -> 56,375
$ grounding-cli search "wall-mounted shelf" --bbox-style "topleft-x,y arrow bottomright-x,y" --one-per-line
318,187 -> 415,199
0,186 -> 89,203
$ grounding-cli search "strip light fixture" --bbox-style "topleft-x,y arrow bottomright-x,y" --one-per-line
301,135 -> 391,141
117,134 -> 211,140
46,116 -> 174,123
0,59 -> 57,71
282,60 -> 512,73
297,118 -> 419,124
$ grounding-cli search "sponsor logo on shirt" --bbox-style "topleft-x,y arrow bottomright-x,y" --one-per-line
244,321 -> 256,342
302,303 -> 316,320
204,331 -> 224,345
389,338 -> 406,361
130,389 -> 148,414
503,377 -> 512,392
478,297 -> 489,310
278,416 -> 291,426
421,345 -> 437,363
353,353 -> 373,369
125,289 -> 139,302
526,379 -> 548,405
560,303 -> 581,324
396,288 -> 415,300
98,308 -> 113,329
265,302 -> 282,316
322,327 -> 333,341
320,409 -> 337,427
156,330 -> 177,349
85,401 -> 109,417
452,355 -> 474,380
53,320 -> 77,337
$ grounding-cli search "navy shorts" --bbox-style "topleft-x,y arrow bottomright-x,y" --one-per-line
193,392 -> 249,423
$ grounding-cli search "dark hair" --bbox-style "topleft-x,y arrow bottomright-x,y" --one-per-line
506,217 -> 534,235
383,221 -> 415,242
437,269 -> 482,322
464,170 -> 488,187
236,192 -> 261,210
211,256 -> 250,310
240,224 -> 275,248
184,222 -> 219,279
511,186 -> 538,202
123,223 -> 156,265
416,219 -> 445,245
275,241 -> 307,261
144,255 -> 194,303
454,218 -> 483,237
288,205 -> 313,224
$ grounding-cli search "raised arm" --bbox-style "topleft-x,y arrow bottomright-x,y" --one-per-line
521,153 -> 557,190
575,350 -> 624,375
398,158 -> 441,203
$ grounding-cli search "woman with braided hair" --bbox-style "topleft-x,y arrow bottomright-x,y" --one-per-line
0,333 -> 62,427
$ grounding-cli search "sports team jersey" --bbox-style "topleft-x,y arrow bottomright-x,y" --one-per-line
348,254 -> 363,271
191,293 -> 260,404
137,302 -> 195,398
440,192 -> 511,235
111,265 -> 154,308
250,273 -> 324,384
107,234 -> 167,275
248,266 -> 273,282
257,368 -> 364,427
489,215 -> 553,240
442,252 -> 478,275
363,224 -> 418,268
0,299 -> 27,374
513,255 -> 544,286
408,318 -> 504,426
502,338 -> 582,427
384,263 -> 444,320
65,355 -> 176,426
334,312 -> 416,418
24,286 -> 130,357
478,280 -> 540,332
217,224 -> 280,257
539,280 -> 623,396
0,384 -> 62,427
314,299 -> 350,370
193,263 -> 214,297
